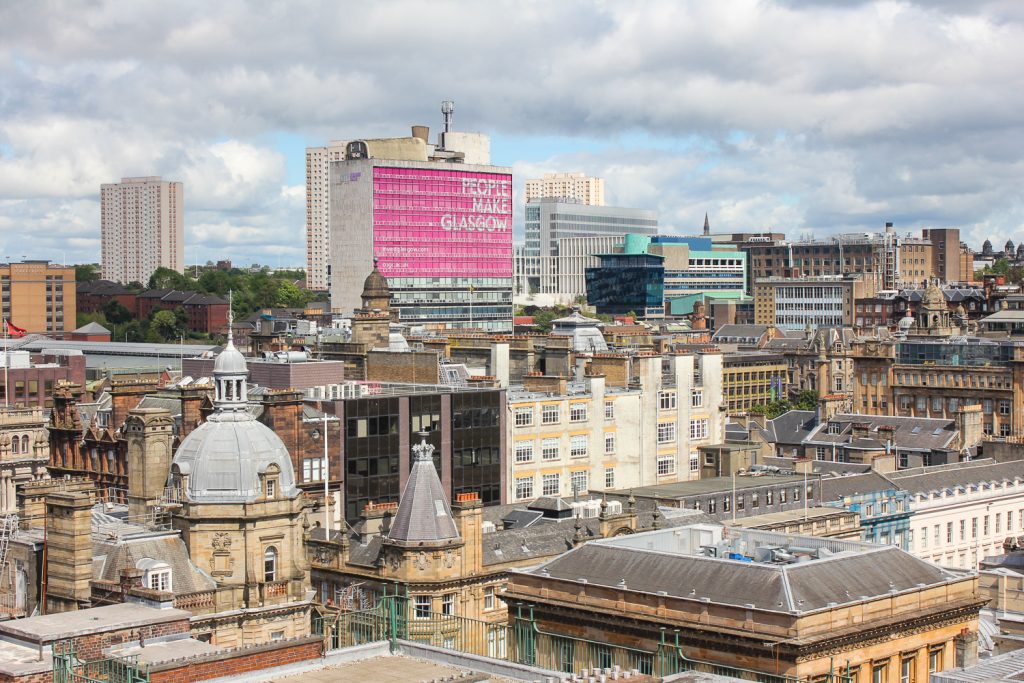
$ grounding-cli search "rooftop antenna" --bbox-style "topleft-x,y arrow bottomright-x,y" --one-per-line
441,100 -> 455,133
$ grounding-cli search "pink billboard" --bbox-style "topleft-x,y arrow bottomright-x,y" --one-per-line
372,166 -> 513,279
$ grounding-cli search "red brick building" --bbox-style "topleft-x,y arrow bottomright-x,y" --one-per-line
76,280 -> 136,315
78,283 -> 230,336
136,290 -> 230,335
0,351 -> 86,408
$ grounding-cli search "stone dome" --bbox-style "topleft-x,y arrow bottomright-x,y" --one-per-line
898,311 -> 915,331
1007,239 -> 1016,254
171,411 -> 298,503
362,259 -> 390,299
921,280 -> 945,308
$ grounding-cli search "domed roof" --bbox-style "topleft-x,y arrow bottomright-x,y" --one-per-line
170,322 -> 299,504
171,411 -> 298,503
362,259 -> 390,299
213,341 -> 247,374
1007,239 -> 1016,252
984,239 -> 993,248
898,311 -> 915,330
921,280 -> 945,307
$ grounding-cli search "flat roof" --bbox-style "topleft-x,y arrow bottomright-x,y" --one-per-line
0,603 -> 190,645
621,473 -> 810,499
268,654 -> 515,683
726,506 -> 856,528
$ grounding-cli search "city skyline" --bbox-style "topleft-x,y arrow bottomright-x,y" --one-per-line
1,1 -> 1023,267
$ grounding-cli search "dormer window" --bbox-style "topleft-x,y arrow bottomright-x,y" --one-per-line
137,558 -> 172,592
827,422 -> 840,435
266,479 -> 276,499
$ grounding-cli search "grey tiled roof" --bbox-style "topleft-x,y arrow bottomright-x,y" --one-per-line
819,472 -> 898,502
481,507 -> 708,566
524,537 -> 956,613
386,452 -> 460,545
888,458 -> 1024,495
931,647 -> 1024,683
804,413 -> 958,452
92,533 -> 215,594
712,324 -> 771,340
765,410 -> 818,445
74,322 -> 111,334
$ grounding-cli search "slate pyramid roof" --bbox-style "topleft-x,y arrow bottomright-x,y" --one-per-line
387,433 -> 461,545
74,321 -> 111,334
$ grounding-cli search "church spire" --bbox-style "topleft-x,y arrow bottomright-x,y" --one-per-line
703,212 -> 710,236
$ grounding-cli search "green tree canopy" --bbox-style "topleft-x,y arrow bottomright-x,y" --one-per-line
148,267 -> 193,290
148,309 -> 183,342
101,299 -> 133,325
75,264 -> 100,282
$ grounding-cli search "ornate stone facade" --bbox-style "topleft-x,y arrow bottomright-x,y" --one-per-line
0,405 -> 49,513
167,328 -> 313,647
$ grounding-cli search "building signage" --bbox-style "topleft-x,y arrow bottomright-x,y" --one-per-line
372,166 -> 513,278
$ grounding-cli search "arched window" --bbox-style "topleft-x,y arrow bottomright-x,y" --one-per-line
264,547 -> 277,582
21,435 -> 28,453
10,436 -> 18,455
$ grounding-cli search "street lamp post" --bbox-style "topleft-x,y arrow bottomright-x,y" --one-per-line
305,413 -> 340,531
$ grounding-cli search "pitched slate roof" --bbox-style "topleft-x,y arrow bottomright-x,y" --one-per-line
819,471 -> 898,502
804,413 -> 958,452
712,324 -> 771,341
887,458 -> 1024,495
386,436 -> 460,545
74,322 -> 111,334
524,530 -> 957,614
763,410 -> 818,445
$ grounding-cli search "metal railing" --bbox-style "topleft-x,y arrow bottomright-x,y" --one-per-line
53,640 -> 149,683
313,593 -> 854,682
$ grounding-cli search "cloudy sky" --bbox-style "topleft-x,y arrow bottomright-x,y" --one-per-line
1,0 -> 1022,267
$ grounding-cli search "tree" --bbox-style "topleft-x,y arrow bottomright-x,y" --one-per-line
149,309 -> 182,342
148,267 -> 193,290
116,321 -> 145,343
101,300 -> 133,325
531,306 -> 571,333
75,264 -> 100,283
749,399 -> 792,420
76,311 -> 108,329
792,390 -> 819,411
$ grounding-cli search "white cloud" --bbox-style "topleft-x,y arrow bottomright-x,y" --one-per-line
0,0 -> 1022,264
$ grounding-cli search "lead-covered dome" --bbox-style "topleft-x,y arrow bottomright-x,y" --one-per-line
169,323 -> 299,503
171,411 -> 298,503
213,343 -> 247,375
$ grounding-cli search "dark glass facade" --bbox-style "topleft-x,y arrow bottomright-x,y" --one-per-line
340,388 -> 505,524
896,340 -> 1014,367
344,397 -> 401,521
585,254 -> 665,316
451,392 -> 502,507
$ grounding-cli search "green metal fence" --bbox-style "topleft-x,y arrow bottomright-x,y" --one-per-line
313,594 -> 853,683
53,641 -> 149,683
